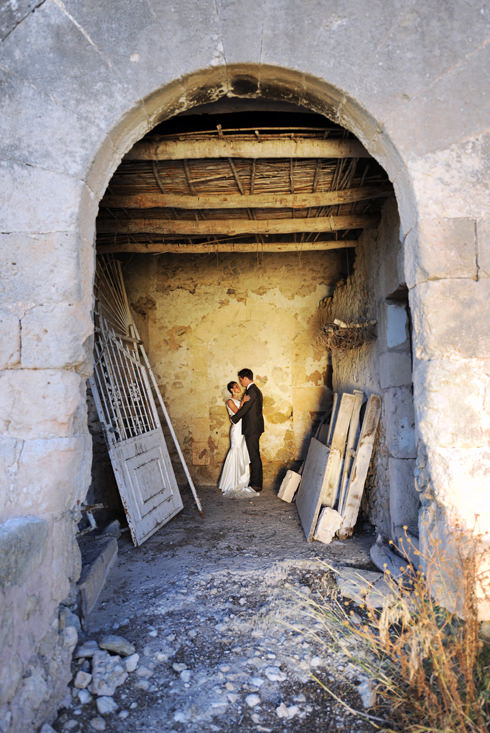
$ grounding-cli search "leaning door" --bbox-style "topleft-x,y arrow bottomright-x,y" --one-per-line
90,257 -> 183,546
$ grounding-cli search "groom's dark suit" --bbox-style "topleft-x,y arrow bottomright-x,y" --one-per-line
230,383 -> 264,490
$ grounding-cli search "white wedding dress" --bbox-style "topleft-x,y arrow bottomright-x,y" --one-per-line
218,398 -> 256,496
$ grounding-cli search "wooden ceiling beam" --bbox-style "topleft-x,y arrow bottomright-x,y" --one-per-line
97,240 -> 357,254
101,185 -> 390,211
97,214 -> 378,236
124,138 -> 370,161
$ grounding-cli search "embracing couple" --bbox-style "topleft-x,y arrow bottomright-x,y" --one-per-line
218,368 -> 264,497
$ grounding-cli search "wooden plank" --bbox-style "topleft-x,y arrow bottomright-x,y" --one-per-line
338,394 -> 381,540
337,390 -> 364,514
277,469 -> 302,503
313,507 -> 343,545
97,214 -> 378,236
101,185 -> 390,211
296,394 -> 356,543
125,138 -> 370,161
97,240 -> 357,255
295,438 -> 330,542
326,393 -> 339,445
320,393 -> 357,511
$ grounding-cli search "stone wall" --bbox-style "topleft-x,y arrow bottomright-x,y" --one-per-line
324,198 -> 418,539
1,1 -> 490,727
123,250 -> 342,489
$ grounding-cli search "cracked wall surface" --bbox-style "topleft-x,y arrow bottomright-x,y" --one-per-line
123,251 -> 342,490
1,1 -> 490,728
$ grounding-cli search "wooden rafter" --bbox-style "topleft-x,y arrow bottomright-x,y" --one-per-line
97,214 -> 378,237
97,240 -> 357,255
101,186 -> 390,211
125,138 -> 370,161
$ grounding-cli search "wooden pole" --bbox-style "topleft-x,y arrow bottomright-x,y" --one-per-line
101,185 -> 390,210
97,240 -> 357,255
97,214 -> 377,236
125,137 -> 370,161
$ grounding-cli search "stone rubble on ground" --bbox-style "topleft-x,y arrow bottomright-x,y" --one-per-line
48,491 -> 376,731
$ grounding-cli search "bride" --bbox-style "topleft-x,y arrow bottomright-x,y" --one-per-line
218,381 -> 256,496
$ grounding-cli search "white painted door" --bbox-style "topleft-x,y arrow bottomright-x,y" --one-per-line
90,257 -> 183,546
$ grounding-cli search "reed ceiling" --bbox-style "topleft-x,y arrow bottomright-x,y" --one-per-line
97,112 -> 393,255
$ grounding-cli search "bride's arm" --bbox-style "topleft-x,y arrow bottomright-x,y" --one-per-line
226,398 -> 240,414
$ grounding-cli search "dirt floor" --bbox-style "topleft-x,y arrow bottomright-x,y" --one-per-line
54,486 -> 378,732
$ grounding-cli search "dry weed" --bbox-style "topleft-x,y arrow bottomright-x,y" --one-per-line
292,528 -> 490,732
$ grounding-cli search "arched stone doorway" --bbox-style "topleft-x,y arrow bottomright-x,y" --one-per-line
87,75 -> 417,550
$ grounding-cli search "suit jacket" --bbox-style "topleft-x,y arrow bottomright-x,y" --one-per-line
230,383 -> 264,436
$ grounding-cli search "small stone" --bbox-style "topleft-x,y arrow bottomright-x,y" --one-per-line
172,663 -> 187,673
134,679 -> 150,691
96,697 -> 118,715
358,678 -> 376,708
250,677 -> 264,687
154,651 -> 168,662
130,702 -> 138,709
74,671 -> 92,689
40,725 -> 56,733
225,682 -> 234,691
98,634 -> 135,657
63,721 -> 77,731
78,689 -> 92,705
75,641 -> 99,658
90,650 -> 127,697
148,629 -> 158,637
246,693 -> 261,707
239,597 -> 246,605
136,665 -> 153,678
125,653 -> 139,672
174,711 -> 188,723
119,710 -> 129,719
89,718 -> 106,731
227,693 -> 238,703
265,666 -> 286,682
180,669 -> 191,682
310,656 -> 322,667
276,703 -> 289,719
63,626 -> 78,650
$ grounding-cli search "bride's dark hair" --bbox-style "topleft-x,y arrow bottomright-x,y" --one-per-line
227,381 -> 236,394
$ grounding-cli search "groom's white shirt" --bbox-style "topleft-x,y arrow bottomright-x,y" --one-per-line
246,382 -> 255,390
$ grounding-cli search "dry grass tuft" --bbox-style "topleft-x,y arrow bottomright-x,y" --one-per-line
292,528 -> 490,732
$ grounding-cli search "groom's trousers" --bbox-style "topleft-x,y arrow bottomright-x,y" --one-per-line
245,433 -> 262,489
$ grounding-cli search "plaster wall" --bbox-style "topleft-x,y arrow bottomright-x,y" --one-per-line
123,251 -> 341,490
1,0 -> 490,727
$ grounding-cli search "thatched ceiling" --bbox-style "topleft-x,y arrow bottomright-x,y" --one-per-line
97,116 -> 392,255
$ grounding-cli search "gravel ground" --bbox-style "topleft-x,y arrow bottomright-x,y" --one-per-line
53,486 -> 377,732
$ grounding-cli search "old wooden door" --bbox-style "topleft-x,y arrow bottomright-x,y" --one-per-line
90,257 -> 183,546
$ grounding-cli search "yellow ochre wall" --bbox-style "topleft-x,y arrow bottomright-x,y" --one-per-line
124,251 -> 342,488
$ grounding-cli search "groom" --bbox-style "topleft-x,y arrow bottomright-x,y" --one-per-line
230,368 -> 264,492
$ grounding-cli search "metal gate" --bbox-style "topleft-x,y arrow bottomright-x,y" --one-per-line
90,257 -> 184,546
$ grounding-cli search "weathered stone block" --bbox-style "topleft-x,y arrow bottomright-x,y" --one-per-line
0,654 -> 22,705
0,369 -> 87,439
410,279 -> 490,359
0,65 -> 108,179
409,133 -> 490,220
0,516 -> 48,589
383,387 -> 416,459
405,218 -> 477,287
477,217 -> 490,278
388,457 -> 418,536
0,160 -> 86,233
386,302 -> 409,349
413,358 -> 490,452
21,303 -> 93,372
0,310 -> 20,368
1,436 -> 92,517
379,352 -> 412,389
0,233 -> 83,307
